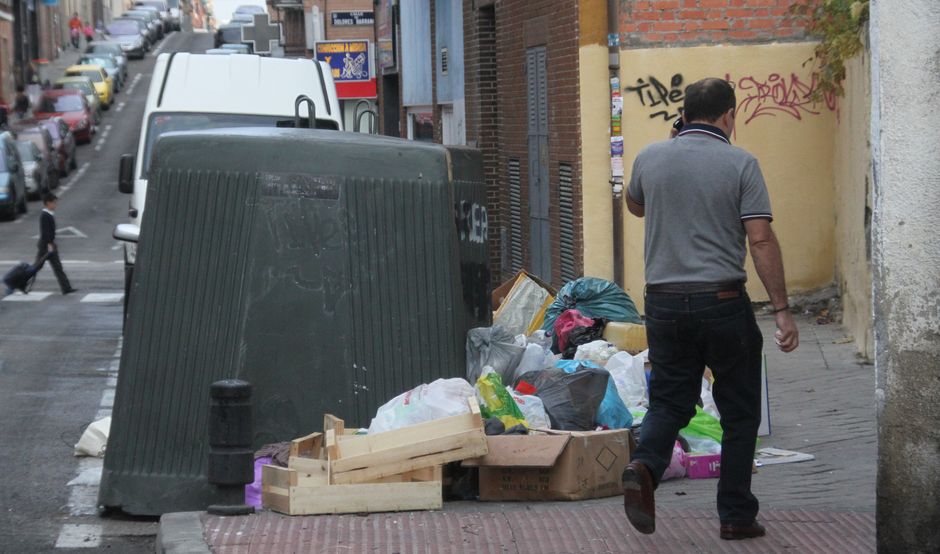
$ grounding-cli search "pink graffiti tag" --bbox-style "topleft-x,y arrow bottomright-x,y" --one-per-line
731,72 -> 838,125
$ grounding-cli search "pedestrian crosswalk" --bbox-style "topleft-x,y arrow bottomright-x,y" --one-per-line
2,291 -> 124,303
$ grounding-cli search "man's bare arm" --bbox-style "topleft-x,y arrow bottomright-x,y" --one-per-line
745,218 -> 799,352
626,194 -> 645,218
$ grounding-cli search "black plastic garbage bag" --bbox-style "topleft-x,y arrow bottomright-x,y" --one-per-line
517,368 -> 609,431
561,318 -> 608,359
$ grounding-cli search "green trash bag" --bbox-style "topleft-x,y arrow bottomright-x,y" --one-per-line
680,406 -> 724,443
476,372 -> 528,429
542,277 -> 642,332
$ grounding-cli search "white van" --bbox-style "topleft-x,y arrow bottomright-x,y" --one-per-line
114,53 -> 342,298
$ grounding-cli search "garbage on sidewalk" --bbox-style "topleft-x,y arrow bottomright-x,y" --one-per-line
74,416 -> 110,457
492,270 -> 557,337
261,398 -> 488,515
462,428 -> 635,501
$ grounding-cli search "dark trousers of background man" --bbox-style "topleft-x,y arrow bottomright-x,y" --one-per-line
34,249 -> 72,294
632,290 -> 764,524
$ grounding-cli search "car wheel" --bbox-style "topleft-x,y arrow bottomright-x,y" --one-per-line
18,192 -> 27,214
70,154 -> 78,170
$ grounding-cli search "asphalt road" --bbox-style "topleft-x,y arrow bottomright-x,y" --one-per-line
0,30 -> 213,552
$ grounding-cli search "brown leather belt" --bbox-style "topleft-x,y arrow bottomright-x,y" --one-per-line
646,281 -> 744,297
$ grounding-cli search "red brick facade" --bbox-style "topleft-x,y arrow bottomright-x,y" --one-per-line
619,0 -> 807,47
469,0 -> 584,287
463,1 -> 500,282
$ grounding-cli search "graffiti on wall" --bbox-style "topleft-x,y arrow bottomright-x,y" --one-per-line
624,71 -> 838,125
731,72 -> 838,124
624,74 -> 685,122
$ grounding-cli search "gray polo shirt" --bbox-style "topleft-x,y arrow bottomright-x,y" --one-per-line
627,124 -> 772,286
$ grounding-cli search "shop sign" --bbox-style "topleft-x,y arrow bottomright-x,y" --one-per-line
331,11 -> 374,26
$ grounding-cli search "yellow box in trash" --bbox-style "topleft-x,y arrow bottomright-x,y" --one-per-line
603,322 -> 648,354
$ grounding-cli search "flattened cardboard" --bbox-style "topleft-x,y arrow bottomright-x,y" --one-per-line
467,429 -> 634,501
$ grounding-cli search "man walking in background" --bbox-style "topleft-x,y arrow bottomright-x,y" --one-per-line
622,78 -> 798,541
35,193 -> 76,295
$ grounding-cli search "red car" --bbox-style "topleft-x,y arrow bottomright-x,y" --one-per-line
15,117 -> 77,176
33,90 -> 96,144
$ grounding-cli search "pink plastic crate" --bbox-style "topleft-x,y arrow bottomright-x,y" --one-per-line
685,453 -> 721,479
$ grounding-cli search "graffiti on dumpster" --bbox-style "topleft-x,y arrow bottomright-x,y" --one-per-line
624,71 -> 838,125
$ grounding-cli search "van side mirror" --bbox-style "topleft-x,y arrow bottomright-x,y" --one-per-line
119,154 -> 134,194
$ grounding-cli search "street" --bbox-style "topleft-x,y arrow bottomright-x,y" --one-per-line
0,30 -> 213,552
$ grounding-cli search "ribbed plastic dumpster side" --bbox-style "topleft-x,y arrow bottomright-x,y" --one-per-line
99,129 -> 490,515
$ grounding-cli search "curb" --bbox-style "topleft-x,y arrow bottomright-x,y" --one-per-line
157,511 -> 211,554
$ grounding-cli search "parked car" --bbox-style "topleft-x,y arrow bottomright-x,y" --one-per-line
104,21 -> 147,59
121,12 -> 160,44
204,48 -> 235,56
133,2 -> 172,33
65,64 -> 114,109
53,76 -> 103,124
85,41 -> 128,81
34,90 -> 96,144
220,43 -> 252,54
0,132 -> 28,219
115,17 -> 154,49
128,8 -> 165,39
15,140 -> 48,199
13,125 -> 59,190
78,54 -> 124,92
19,117 -> 77,176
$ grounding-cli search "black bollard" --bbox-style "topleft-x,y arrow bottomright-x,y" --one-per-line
207,379 -> 255,515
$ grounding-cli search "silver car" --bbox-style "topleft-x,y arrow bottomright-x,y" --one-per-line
15,140 -> 48,199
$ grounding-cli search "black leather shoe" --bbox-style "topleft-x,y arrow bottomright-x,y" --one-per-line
720,521 -> 766,540
622,461 -> 655,534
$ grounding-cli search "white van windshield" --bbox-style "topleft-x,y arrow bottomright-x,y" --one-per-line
141,112 -> 339,178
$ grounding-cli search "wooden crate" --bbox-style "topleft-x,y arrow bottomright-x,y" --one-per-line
262,403 -> 484,515
325,397 -> 487,485
262,465 -> 442,516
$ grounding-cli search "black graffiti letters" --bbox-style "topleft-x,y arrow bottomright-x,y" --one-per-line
625,73 -> 685,121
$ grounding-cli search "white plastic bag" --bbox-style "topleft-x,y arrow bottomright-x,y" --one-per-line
368,378 -> 475,434
507,387 -> 551,429
574,340 -> 620,366
511,343 -> 555,385
606,351 -> 648,409
701,377 -> 720,419
74,417 -> 111,457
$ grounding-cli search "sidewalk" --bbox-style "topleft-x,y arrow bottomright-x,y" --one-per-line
159,314 -> 876,553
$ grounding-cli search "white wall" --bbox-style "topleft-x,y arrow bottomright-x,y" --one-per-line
872,0 -> 940,551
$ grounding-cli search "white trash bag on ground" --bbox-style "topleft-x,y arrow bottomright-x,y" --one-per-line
368,378 -> 476,434
606,350 -> 648,410
574,340 -> 620,366
74,417 -> 111,457
507,387 -> 551,429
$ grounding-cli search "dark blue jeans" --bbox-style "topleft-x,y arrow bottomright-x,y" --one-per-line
631,290 -> 763,525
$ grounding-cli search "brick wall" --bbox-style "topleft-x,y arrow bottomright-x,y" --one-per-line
619,0 -> 807,47
463,1 -> 501,284
490,0 -> 583,287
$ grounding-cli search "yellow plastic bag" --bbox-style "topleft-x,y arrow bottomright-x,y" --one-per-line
476,372 -> 528,429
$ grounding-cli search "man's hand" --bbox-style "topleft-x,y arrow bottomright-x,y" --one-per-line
47,243 -> 54,252
773,310 -> 799,352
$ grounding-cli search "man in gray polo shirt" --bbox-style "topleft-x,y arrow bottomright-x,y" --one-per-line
621,77 -> 799,541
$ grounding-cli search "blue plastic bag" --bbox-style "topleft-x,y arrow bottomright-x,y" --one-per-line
556,360 -> 634,429
542,277 -> 641,332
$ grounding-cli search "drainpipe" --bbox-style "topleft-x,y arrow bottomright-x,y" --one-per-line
607,0 -> 624,287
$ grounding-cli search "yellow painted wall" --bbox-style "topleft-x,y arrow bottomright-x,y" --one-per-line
834,51 -> 874,358
580,43 -> 615,280
607,43 -> 837,306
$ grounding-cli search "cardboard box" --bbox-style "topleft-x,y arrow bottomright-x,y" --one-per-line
685,452 -> 721,479
463,429 -> 634,501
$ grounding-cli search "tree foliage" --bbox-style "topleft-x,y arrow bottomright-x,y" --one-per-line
789,0 -> 869,99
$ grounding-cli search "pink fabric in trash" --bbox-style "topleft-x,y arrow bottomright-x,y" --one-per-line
554,309 -> 594,353
245,456 -> 273,508
661,441 -> 688,481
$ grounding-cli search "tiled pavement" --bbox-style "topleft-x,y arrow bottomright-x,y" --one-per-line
179,315 -> 877,553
